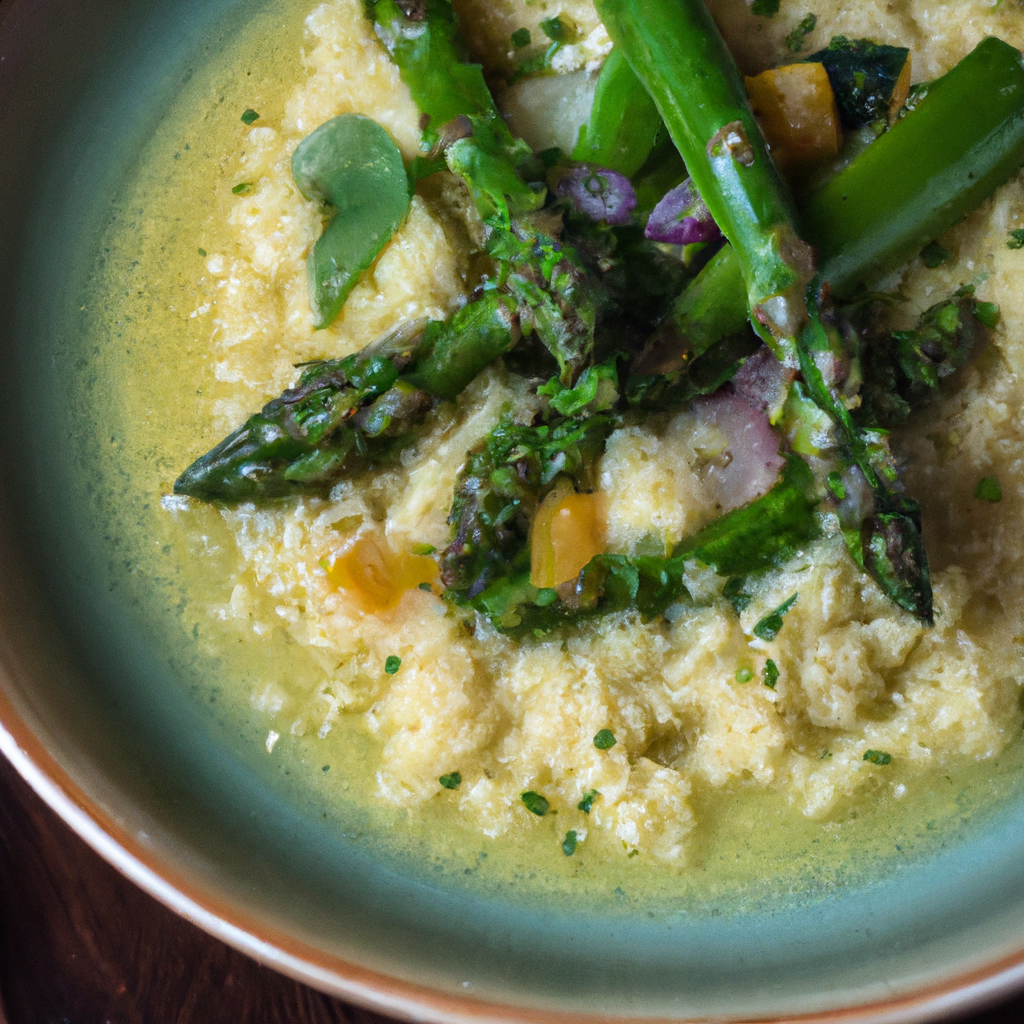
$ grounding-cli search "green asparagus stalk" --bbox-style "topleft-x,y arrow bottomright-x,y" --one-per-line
594,0 -> 814,361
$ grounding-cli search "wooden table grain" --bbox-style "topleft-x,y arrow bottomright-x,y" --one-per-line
0,753 -> 1023,1024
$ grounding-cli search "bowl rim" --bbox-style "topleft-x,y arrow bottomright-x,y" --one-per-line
2,672 -> 1024,1024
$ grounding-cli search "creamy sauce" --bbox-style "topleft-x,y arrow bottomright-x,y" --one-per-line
78,0 -> 1024,905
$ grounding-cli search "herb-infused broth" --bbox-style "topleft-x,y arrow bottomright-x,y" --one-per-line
80,0 -> 1024,905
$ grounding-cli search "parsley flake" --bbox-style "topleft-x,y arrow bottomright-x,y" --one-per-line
751,0 -> 781,16
863,749 -> 893,765
539,16 -> 566,41
411,542 -> 436,555
826,470 -> 846,500
521,790 -> 550,816
384,655 -> 402,674
785,12 -> 817,52
577,789 -> 598,813
723,577 -> 752,615
593,728 -> 617,750
763,659 -> 780,689
753,594 -> 798,641
561,830 -> 578,856
439,771 -> 462,790
511,27 -> 531,48
417,582 -> 433,592
231,182 -> 253,195
1007,229 -> 1024,250
975,476 -> 1002,502
736,667 -> 753,683
240,108 -> 260,125
197,247 -> 207,258
920,241 -> 952,268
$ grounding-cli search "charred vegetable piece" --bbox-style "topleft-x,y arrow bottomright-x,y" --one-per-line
804,37 -> 1024,297
572,47 -> 663,177
745,63 -> 843,175
594,0 -> 814,360
859,288 -> 998,427
291,114 -> 411,328
174,296 -> 520,499
805,36 -> 911,129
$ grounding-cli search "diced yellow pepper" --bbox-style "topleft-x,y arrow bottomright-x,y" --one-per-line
324,533 -> 438,612
745,62 -> 842,176
530,490 -> 606,589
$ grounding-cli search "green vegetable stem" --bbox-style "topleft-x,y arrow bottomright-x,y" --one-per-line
291,114 -> 410,328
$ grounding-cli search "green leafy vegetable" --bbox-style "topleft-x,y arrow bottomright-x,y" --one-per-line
521,791 -> 550,815
805,36 -> 909,128
511,27 -> 531,48
578,790 -> 598,813
763,659 -> 780,689
753,594 -> 798,641
751,0 -> 781,16
539,16 -> 567,41
384,655 -> 402,674
561,830 -> 579,856
291,113 -> 410,329
1008,229 -> 1024,249
723,578 -> 753,616
975,476 -> 1003,502
593,729 -> 617,750
231,182 -> 253,194
785,13 -> 817,53
863,749 -> 893,765
920,241 -> 951,268
240,108 -> 260,124
439,772 -> 462,789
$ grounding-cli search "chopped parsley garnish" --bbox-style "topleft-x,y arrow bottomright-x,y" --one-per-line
521,790 -> 550,816
826,470 -> 846,500
577,789 -> 598,813
753,594 -> 799,641
763,659 -> 780,689
1007,229 -> 1024,249
723,577 -> 752,615
411,542 -> 436,555
197,248 -> 207,258
736,667 -> 753,683
439,771 -> 462,790
240,108 -> 260,125
593,728 -> 617,750
539,16 -> 567,42
384,655 -> 402,674
322,764 -> 330,772
975,476 -> 1003,502
417,582 -> 433,592
751,0 -> 781,16
863,749 -> 893,765
231,182 -> 253,195
561,830 -> 578,856
785,13 -> 817,52
920,241 -> 952,267
511,27 -> 531,48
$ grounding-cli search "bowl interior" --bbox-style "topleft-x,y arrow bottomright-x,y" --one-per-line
3,0 -> 1024,1018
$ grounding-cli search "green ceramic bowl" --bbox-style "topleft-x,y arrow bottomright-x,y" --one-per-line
3,0 -> 1024,1019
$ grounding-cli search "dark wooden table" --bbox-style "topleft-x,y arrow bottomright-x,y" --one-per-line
0,753 -> 1023,1024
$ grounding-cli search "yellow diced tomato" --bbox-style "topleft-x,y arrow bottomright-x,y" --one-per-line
745,62 -> 842,176
530,490 -> 606,589
324,533 -> 438,613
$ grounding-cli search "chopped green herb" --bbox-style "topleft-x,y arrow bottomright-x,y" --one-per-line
753,594 -> 799,641
322,764 -> 330,772
785,13 -> 817,53
627,848 -> 639,858
751,0 -> 781,16
561,830 -> 578,856
974,302 -> 1001,329
439,771 -> 462,790
539,16 -> 567,42
820,750 -> 832,760
723,577 -> 752,615
826,470 -> 846,500
1007,229 -> 1024,249
384,655 -> 402,674
736,667 -> 753,683
975,476 -> 1003,502
577,789 -> 598,813
511,27 -> 531,48
863,749 -> 893,765
920,241 -> 952,268
763,659 -> 780,689
197,248 -> 207,258
593,728 -> 617,750
231,182 -> 253,195
240,108 -> 260,125
521,790 -> 550,816
411,543 -> 436,555
417,582 -> 433,592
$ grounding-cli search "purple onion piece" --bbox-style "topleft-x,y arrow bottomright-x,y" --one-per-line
645,178 -> 721,245
555,165 -> 637,226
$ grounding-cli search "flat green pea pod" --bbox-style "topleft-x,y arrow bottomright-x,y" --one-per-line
291,113 -> 410,328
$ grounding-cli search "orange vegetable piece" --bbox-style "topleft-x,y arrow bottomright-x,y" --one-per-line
324,533 -> 438,613
530,491 -> 606,589
745,62 -> 842,176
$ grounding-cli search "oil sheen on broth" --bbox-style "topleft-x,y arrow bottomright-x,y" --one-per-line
81,0 -> 1024,904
